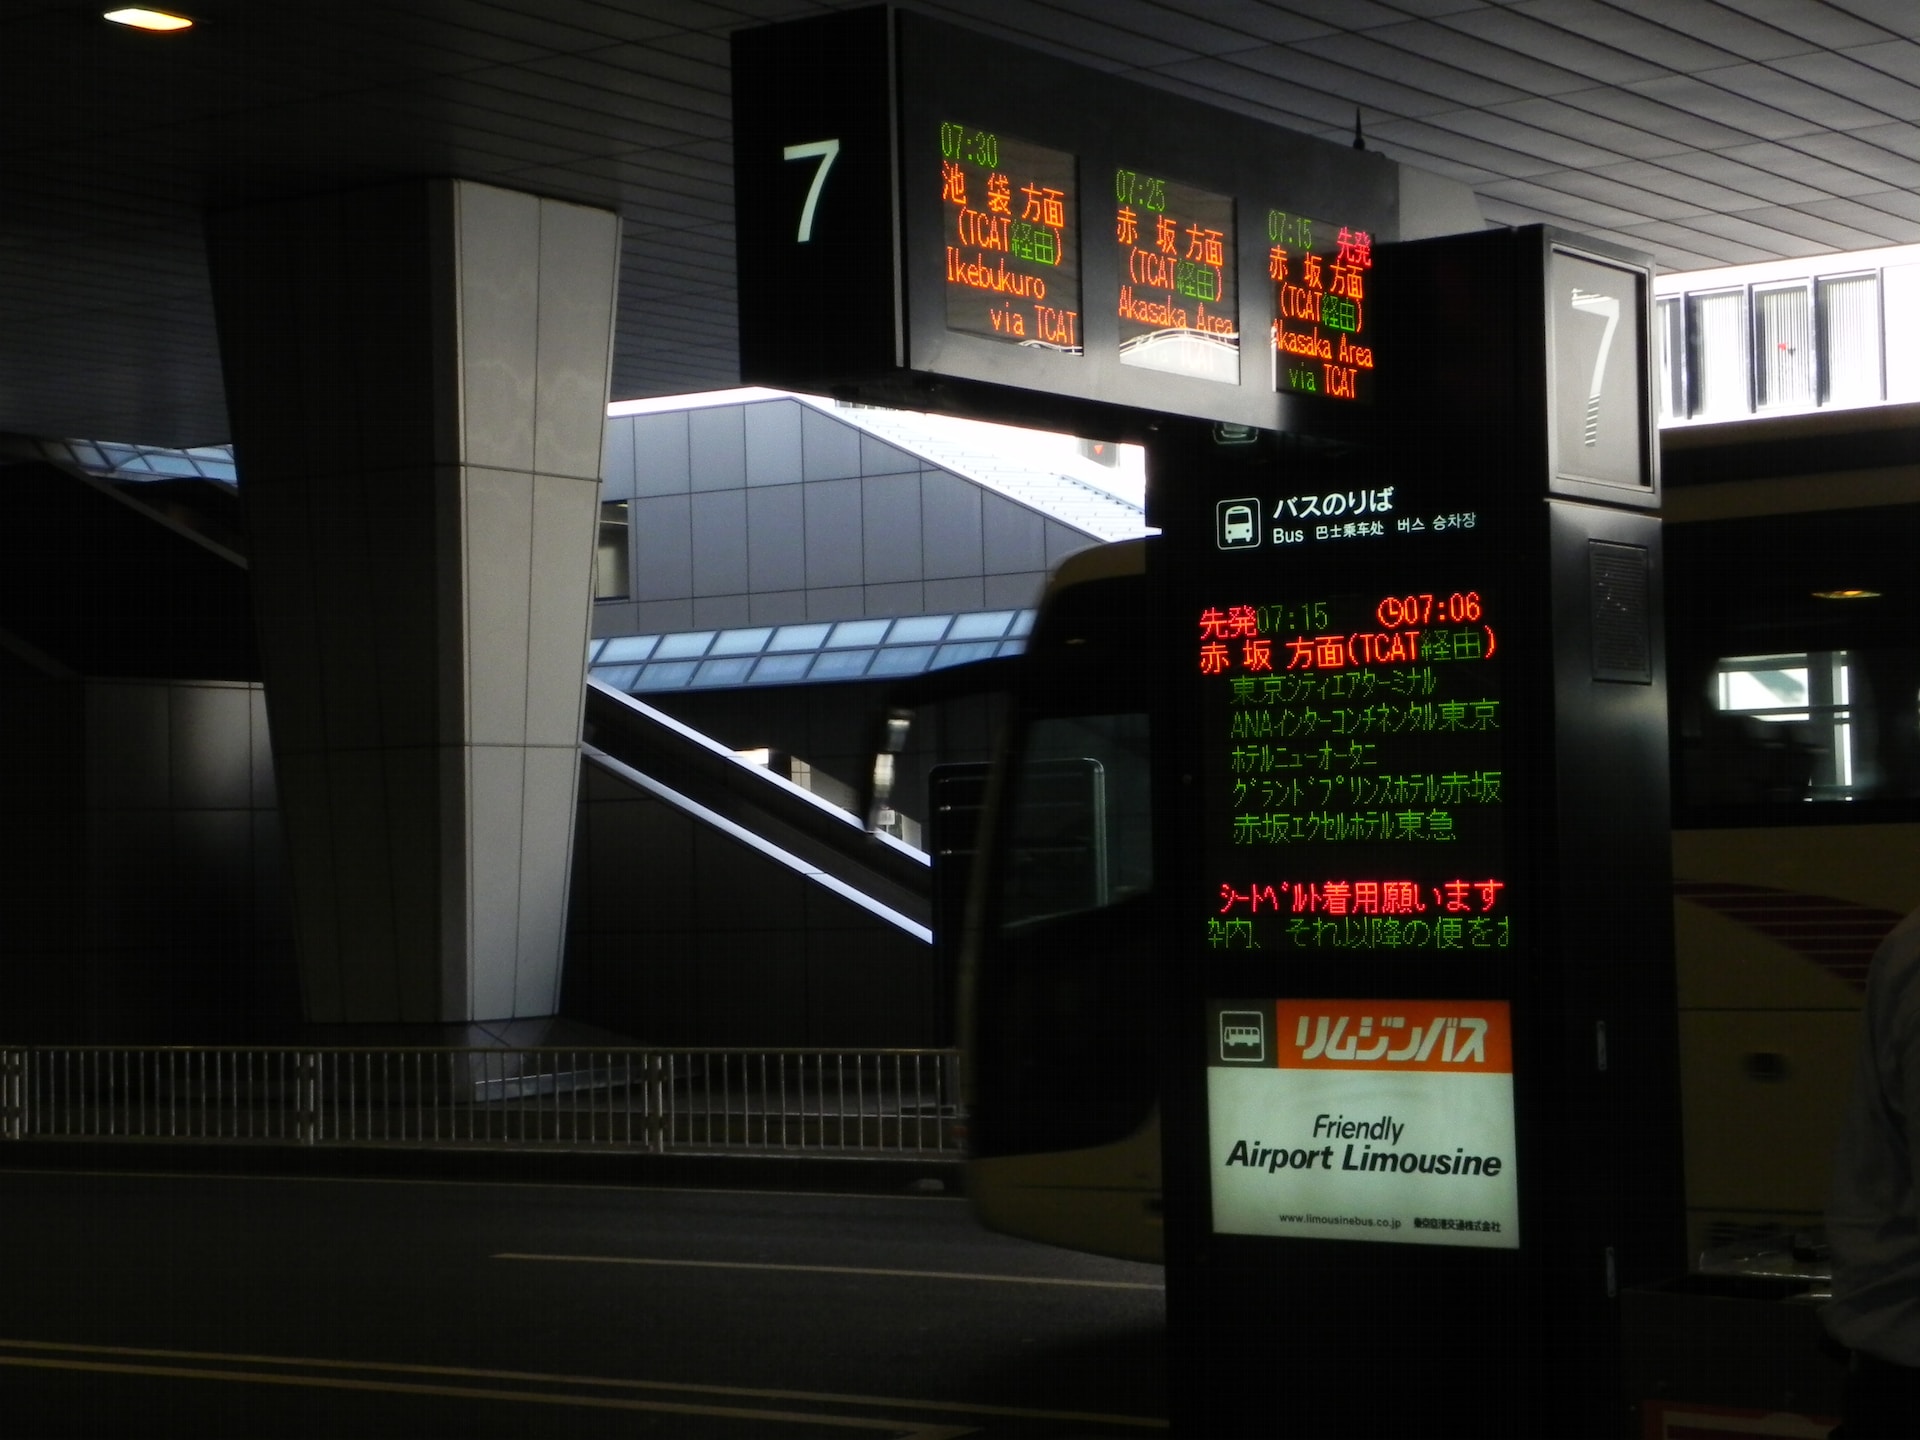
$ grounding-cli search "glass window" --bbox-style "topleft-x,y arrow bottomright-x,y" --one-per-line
949,610 -> 1016,640
693,656 -> 755,686
750,653 -> 815,684
1820,273 -> 1882,407
887,615 -> 951,644
597,634 -> 658,664
1754,284 -> 1813,410
768,623 -> 833,652
997,712 -> 1153,929
1688,290 -> 1749,418
709,626 -> 773,655
809,649 -> 874,679
654,631 -> 715,659
589,664 -> 641,691
634,660 -> 699,690
595,500 -> 630,600
935,640 -> 1003,668
868,645 -> 937,677
1713,651 -> 1855,798
1656,296 -> 1685,420
827,619 -> 891,648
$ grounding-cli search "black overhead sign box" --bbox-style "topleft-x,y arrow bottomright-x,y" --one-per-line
732,6 -> 1399,433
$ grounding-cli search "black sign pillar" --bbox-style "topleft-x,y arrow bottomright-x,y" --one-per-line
1153,227 -> 1683,1439
731,14 -> 1682,1430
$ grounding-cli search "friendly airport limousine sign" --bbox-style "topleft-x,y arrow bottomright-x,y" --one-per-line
1208,998 -> 1518,1248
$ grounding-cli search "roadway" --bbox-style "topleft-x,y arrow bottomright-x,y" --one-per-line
0,1163 -> 1166,1437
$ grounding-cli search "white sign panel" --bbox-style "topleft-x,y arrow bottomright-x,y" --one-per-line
1207,998 -> 1519,1249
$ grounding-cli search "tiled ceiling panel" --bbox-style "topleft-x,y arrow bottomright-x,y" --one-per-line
0,0 -> 1914,445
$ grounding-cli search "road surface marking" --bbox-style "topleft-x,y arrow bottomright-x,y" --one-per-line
0,1352 -> 971,1436
0,1336 -> 1167,1431
493,1251 -> 1165,1291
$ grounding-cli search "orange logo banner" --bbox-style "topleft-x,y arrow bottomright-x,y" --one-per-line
1275,999 -> 1512,1074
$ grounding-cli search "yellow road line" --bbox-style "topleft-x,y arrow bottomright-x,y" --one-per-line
0,1353 -> 971,1436
0,1337 -> 1167,1431
493,1251 -> 1165,1291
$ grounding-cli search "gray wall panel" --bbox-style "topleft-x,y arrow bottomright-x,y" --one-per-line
921,470 -> 984,579
601,415 -> 637,499
803,478 -> 863,588
693,595 -> 751,627
743,400 -> 804,486
688,405 -> 746,491
690,489 -> 749,597
591,600 -> 640,639
865,581 -> 924,615
924,576 -> 985,612
169,683 -> 253,811
632,494 -> 693,601
634,598 -> 695,632
747,483 -> 806,593
1046,521 -> 1095,568
801,408 -> 861,481
632,413 -> 690,495
861,472 -> 922,586
981,493 -> 1047,574
749,589 -> 809,624
806,586 -> 864,621
860,434 -> 918,476
985,571 -> 1047,609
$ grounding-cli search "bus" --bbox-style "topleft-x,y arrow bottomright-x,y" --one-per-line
882,438 -> 1920,1267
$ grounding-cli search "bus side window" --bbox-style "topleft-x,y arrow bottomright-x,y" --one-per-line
998,713 -> 1151,929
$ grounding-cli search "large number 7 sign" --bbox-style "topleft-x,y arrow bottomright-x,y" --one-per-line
783,139 -> 841,243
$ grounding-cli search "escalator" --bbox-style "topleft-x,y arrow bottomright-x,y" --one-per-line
581,679 -> 931,939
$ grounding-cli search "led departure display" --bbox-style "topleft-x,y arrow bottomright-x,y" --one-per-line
1114,169 -> 1238,384
1197,586 -> 1506,956
1195,574 -> 1520,1251
940,124 -> 1082,352
1268,211 -> 1376,403
735,8 -> 1403,431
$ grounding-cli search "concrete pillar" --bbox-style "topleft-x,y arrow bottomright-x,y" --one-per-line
207,180 -> 619,1023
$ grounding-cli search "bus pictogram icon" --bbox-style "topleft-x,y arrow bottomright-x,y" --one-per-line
1217,498 -> 1261,549
1220,1010 -> 1265,1062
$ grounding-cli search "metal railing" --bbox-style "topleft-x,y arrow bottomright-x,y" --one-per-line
0,1047 -> 962,1156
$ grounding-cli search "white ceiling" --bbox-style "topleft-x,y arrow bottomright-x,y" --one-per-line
1,0 -> 1916,444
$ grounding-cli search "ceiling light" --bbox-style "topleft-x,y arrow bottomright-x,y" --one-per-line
1811,589 -> 1880,600
104,8 -> 193,30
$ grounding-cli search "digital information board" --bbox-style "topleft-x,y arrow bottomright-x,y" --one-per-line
1207,996 -> 1518,1248
940,124 -> 1082,352
1196,583 -> 1506,956
1182,475 -> 1521,1250
733,8 -> 1402,433
1114,169 -> 1237,384
1268,210 -> 1376,403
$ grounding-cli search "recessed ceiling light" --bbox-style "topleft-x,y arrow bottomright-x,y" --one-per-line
1811,589 -> 1880,600
104,8 -> 194,30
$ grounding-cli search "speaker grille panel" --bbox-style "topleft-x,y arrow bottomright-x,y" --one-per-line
1590,541 -> 1650,684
